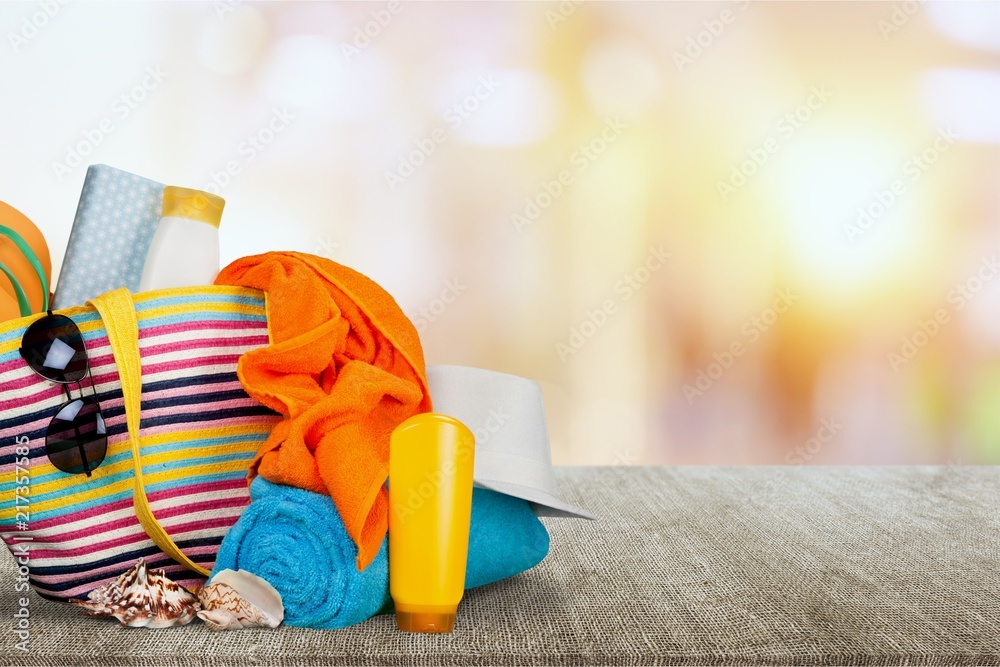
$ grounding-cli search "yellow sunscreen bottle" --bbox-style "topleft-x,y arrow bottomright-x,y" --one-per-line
389,413 -> 475,633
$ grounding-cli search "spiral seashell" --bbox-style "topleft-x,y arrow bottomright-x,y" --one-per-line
71,558 -> 201,629
196,569 -> 283,631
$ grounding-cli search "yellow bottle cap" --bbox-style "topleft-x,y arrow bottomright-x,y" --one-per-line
394,604 -> 457,633
161,187 -> 225,228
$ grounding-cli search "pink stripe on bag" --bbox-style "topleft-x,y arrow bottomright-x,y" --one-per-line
0,414 -> 124,451
36,515 -> 150,544
1,355 -> 252,404
150,495 -> 250,521
142,355 -> 247,376
145,478 -> 250,503
28,531 -> 173,559
74,355 -> 247,389
139,319 -> 267,339
0,384 -> 122,414
0,391 -> 67,414
27,515 -> 239,560
138,416 -> 275,439
27,497 -> 249,545
21,498 -> 135,531
0,371 -> 69,393
140,336 -> 270,358
158,516 -> 246,540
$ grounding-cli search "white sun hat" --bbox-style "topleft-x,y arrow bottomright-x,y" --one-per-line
427,365 -> 596,520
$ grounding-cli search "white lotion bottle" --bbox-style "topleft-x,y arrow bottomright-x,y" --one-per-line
139,187 -> 224,291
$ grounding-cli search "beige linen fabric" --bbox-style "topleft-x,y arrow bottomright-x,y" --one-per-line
0,466 -> 997,666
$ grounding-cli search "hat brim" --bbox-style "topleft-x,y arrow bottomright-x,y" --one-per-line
474,479 -> 597,520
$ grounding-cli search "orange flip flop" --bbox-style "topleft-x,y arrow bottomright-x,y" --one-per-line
0,289 -> 21,323
0,201 -> 52,319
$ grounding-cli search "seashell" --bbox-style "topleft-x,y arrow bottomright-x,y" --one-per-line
196,569 -> 283,631
71,558 -> 201,629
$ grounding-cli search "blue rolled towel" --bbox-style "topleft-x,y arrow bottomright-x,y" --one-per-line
465,487 -> 550,589
213,479 -> 549,629
211,477 -> 389,629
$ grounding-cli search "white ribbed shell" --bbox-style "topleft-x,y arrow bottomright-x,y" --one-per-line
196,569 -> 283,631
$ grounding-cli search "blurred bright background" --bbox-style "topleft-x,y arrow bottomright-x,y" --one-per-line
1,1 -> 998,466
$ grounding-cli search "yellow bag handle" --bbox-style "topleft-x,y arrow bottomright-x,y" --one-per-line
89,288 -> 211,577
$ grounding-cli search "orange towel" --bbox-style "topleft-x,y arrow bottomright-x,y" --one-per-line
215,252 -> 431,570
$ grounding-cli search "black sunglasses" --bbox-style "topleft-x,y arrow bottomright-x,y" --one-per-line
19,313 -> 107,477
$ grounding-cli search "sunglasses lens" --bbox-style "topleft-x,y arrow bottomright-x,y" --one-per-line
46,398 -> 108,475
20,314 -> 88,383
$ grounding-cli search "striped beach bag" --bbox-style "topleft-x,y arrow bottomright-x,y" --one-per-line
0,286 -> 279,601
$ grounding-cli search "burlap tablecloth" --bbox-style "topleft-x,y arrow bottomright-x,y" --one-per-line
1,466 -> 997,666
